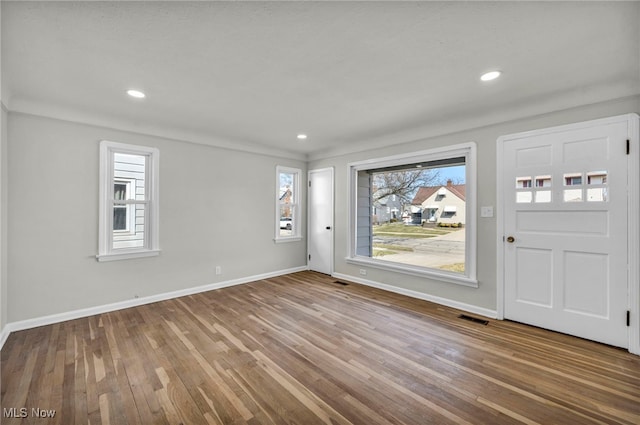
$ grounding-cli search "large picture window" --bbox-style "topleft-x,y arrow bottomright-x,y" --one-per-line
98,141 -> 160,261
348,143 -> 477,286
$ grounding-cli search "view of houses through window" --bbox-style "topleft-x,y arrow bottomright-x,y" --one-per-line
368,162 -> 467,273
277,166 -> 300,240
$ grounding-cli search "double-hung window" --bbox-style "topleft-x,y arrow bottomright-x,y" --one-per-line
98,141 -> 160,261
275,166 -> 302,242
347,142 -> 477,286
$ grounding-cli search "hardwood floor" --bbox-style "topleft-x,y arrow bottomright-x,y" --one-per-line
2,271 -> 639,424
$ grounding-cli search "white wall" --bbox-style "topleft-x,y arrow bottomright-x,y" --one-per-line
0,2 -> 6,338
1,107 -> 6,336
6,113 -> 307,323
309,96 -> 640,313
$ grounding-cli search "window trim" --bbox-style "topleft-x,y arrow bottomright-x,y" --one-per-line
97,141 -> 160,262
275,165 -> 302,243
347,142 -> 477,287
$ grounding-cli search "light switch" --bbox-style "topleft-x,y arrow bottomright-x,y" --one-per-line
480,206 -> 494,218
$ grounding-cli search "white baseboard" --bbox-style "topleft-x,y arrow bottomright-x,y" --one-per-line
332,272 -> 498,319
0,266 -> 308,350
0,325 -> 9,350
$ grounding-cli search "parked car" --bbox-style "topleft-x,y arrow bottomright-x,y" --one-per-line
280,217 -> 292,230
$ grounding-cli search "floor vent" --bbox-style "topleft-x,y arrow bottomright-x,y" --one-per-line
458,314 -> 489,325
333,281 -> 350,286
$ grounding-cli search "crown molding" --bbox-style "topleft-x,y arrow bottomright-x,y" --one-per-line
6,97 -> 307,162
308,81 -> 640,162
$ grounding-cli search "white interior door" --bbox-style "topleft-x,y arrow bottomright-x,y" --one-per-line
500,117 -> 633,348
308,168 -> 333,275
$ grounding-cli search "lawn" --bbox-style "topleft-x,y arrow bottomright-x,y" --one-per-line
438,263 -> 465,273
373,222 -> 456,238
372,243 -> 414,257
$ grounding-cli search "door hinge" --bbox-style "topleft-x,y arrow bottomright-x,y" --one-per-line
627,139 -> 630,155
309,181 -> 311,187
308,254 -> 311,261
627,310 -> 631,327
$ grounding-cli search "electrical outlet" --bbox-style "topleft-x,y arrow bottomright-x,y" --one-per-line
215,266 -> 222,275
359,269 -> 367,276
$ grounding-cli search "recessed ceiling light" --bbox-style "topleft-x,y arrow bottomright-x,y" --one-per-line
297,134 -> 308,140
126,89 -> 146,99
480,71 -> 501,82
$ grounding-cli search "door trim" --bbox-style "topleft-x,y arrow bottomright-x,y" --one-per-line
496,113 -> 640,355
307,167 -> 334,275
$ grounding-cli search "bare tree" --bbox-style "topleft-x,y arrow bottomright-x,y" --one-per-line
371,168 -> 441,204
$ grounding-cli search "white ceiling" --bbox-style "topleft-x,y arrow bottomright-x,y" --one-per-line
3,1 -> 639,160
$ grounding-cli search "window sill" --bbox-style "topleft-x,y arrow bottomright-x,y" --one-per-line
346,256 -> 478,288
274,236 -> 303,244
96,249 -> 161,262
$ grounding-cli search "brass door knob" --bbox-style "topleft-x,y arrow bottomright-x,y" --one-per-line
506,236 -> 515,243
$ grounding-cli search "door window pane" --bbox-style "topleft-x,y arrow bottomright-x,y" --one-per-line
517,191 -> 533,203
564,173 -> 582,186
536,175 -> 551,188
564,189 -> 583,202
586,171 -> 608,202
516,177 -> 532,188
587,171 -> 607,185
535,191 -> 552,203
587,188 -> 608,202
563,172 -> 584,202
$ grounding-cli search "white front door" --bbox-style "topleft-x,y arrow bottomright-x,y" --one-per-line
308,168 -> 333,275
500,116 -> 635,348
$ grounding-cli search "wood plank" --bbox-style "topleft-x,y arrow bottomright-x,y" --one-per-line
2,271 -> 639,424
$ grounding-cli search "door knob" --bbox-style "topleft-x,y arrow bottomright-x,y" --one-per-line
506,236 -> 515,243
326,226 -> 332,230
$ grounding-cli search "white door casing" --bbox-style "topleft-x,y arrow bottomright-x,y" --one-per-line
308,168 -> 334,275
497,114 -> 640,353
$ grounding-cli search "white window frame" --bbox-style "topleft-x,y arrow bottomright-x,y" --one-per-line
347,142 -> 477,287
275,165 -> 302,243
97,141 -> 160,262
